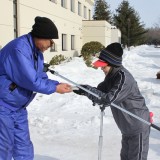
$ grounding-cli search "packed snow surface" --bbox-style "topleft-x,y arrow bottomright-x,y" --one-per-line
28,45 -> 160,160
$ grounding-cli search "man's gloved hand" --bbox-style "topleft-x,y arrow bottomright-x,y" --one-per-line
72,85 -> 88,95
43,63 -> 50,72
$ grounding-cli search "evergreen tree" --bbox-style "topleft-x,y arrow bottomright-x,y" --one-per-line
93,0 -> 112,23
113,0 -> 147,47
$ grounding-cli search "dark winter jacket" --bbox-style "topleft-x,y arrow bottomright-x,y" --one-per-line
85,66 -> 150,135
0,33 -> 59,111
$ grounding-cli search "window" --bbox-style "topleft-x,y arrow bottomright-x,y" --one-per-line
13,0 -> 18,38
71,35 -> 75,50
84,6 -> 87,19
61,0 -> 67,8
88,9 -> 91,20
49,0 -> 57,3
78,2 -> 81,16
70,0 -> 75,12
62,34 -> 67,51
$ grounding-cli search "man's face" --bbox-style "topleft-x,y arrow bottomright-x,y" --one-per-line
34,38 -> 54,52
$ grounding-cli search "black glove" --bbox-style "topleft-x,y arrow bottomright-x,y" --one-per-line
73,85 -> 88,95
92,96 -> 110,106
43,63 -> 50,72
100,96 -> 110,106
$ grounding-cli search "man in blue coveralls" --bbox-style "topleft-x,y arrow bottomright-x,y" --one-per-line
0,16 -> 72,159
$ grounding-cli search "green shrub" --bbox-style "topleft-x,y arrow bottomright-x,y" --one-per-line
49,54 -> 66,66
81,41 -> 104,67
85,56 -> 93,67
81,41 -> 105,60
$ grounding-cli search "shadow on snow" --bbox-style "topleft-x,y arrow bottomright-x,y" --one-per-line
34,155 -> 60,160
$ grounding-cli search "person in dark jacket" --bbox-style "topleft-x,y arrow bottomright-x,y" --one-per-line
0,16 -> 72,160
73,43 -> 150,160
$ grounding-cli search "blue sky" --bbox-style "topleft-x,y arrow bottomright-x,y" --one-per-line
105,0 -> 160,28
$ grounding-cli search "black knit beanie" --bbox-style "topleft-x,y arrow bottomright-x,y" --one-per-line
31,16 -> 58,39
99,43 -> 123,67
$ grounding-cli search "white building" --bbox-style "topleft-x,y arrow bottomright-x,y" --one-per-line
0,0 -> 121,62
111,26 -> 121,44
83,20 -> 112,47
82,21 -> 121,47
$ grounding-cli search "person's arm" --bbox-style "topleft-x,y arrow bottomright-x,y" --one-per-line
3,48 -> 61,94
73,71 -> 132,105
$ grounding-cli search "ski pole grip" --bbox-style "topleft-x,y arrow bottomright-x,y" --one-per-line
50,70 -> 56,74
151,123 -> 160,131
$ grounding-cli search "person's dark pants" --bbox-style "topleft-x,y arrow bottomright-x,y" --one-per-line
120,128 -> 150,160
0,105 -> 34,160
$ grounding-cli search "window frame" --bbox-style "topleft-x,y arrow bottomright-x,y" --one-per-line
62,34 -> 67,51
78,1 -> 81,16
71,35 -> 75,50
61,0 -> 67,8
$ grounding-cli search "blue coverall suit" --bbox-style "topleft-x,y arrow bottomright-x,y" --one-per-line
0,33 -> 59,159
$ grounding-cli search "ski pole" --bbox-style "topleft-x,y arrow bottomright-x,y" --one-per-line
98,106 -> 105,160
45,65 -> 160,132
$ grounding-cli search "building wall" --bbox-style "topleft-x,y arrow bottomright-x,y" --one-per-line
0,0 -> 14,48
0,0 -> 121,62
0,0 -> 94,62
82,20 -> 112,47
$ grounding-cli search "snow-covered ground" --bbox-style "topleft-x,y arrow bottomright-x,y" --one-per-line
28,45 -> 160,160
